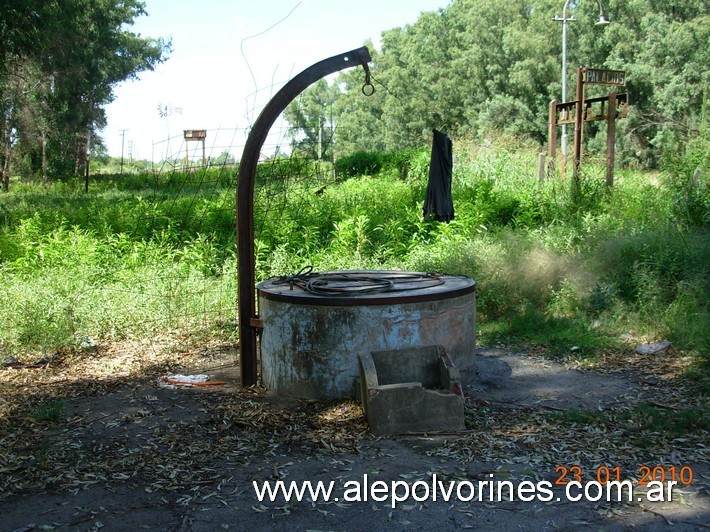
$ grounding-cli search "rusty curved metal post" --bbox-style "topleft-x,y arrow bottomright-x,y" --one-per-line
237,46 -> 372,387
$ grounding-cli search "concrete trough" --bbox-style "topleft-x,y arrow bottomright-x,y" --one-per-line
257,270 -> 476,399
358,345 -> 465,435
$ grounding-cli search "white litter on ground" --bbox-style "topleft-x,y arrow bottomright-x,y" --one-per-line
158,374 -> 211,388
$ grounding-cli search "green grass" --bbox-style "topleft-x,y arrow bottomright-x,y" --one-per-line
549,404 -> 709,439
0,169 -> 239,354
0,142 -> 707,388
26,398 -> 66,424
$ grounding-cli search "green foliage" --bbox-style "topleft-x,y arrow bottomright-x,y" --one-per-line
335,151 -> 387,178
283,0 -> 708,169
0,141 -> 707,399
26,398 -> 66,424
0,0 -> 170,185
661,129 -> 710,228
550,404 -> 708,438
607,2 -> 709,167
591,229 -> 709,350
333,149 -> 423,179
0,171 -> 237,354
284,79 -> 338,160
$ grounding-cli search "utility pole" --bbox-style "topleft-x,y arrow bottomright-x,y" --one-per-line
330,100 -> 335,179
84,96 -> 94,193
119,128 -> 128,176
317,115 -> 323,160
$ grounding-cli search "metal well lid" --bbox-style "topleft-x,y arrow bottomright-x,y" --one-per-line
257,269 -> 476,306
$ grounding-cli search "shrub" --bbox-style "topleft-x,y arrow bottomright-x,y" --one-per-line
662,133 -> 709,228
335,151 -> 386,178
334,149 -> 426,179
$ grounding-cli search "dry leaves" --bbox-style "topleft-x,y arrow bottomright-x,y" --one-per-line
0,336 -> 707,504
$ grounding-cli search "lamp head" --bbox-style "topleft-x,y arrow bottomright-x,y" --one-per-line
596,15 -> 611,25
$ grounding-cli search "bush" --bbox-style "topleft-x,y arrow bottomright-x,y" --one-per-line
1,137 -> 708,377
662,133 -> 709,228
334,149 -> 426,179
335,151 -> 386,178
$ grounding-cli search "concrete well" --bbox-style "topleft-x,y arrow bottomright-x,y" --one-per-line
257,270 -> 476,399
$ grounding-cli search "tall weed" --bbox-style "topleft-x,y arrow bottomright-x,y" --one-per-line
1,139 -> 707,363
662,134 -> 709,228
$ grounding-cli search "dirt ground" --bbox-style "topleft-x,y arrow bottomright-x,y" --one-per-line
1,340 -> 708,531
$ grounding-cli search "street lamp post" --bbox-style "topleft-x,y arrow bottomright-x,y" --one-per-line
554,0 -> 610,170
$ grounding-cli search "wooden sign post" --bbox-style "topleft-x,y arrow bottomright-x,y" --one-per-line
548,67 -> 627,187
572,67 -> 585,184
183,129 -> 207,170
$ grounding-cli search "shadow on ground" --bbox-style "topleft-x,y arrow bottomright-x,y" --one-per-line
0,343 -> 707,531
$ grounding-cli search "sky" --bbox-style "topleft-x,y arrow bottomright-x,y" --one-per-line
102,0 -> 451,160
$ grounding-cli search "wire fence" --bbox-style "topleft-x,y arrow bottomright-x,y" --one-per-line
98,109 -> 334,358
1,64 -> 348,369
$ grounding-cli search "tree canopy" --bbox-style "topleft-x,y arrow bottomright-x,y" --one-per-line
284,79 -> 338,161
286,0 -> 708,168
0,0 -> 169,187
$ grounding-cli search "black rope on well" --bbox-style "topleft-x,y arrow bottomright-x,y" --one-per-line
273,268 -> 445,296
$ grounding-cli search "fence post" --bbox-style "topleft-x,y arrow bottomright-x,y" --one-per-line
537,153 -> 546,182
606,92 -> 617,188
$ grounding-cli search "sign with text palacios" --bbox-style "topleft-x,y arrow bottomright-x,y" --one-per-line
584,68 -> 626,86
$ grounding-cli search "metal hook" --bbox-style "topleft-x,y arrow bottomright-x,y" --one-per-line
361,65 -> 375,96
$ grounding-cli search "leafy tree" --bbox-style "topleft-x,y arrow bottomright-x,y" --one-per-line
0,0 -> 170,188
285,0 -> 707,169
211,150 -> 236,166
335,1 -> 560,151
284,79 -> 339,160
600,0 -> 709,166
332,43 -> 389,157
